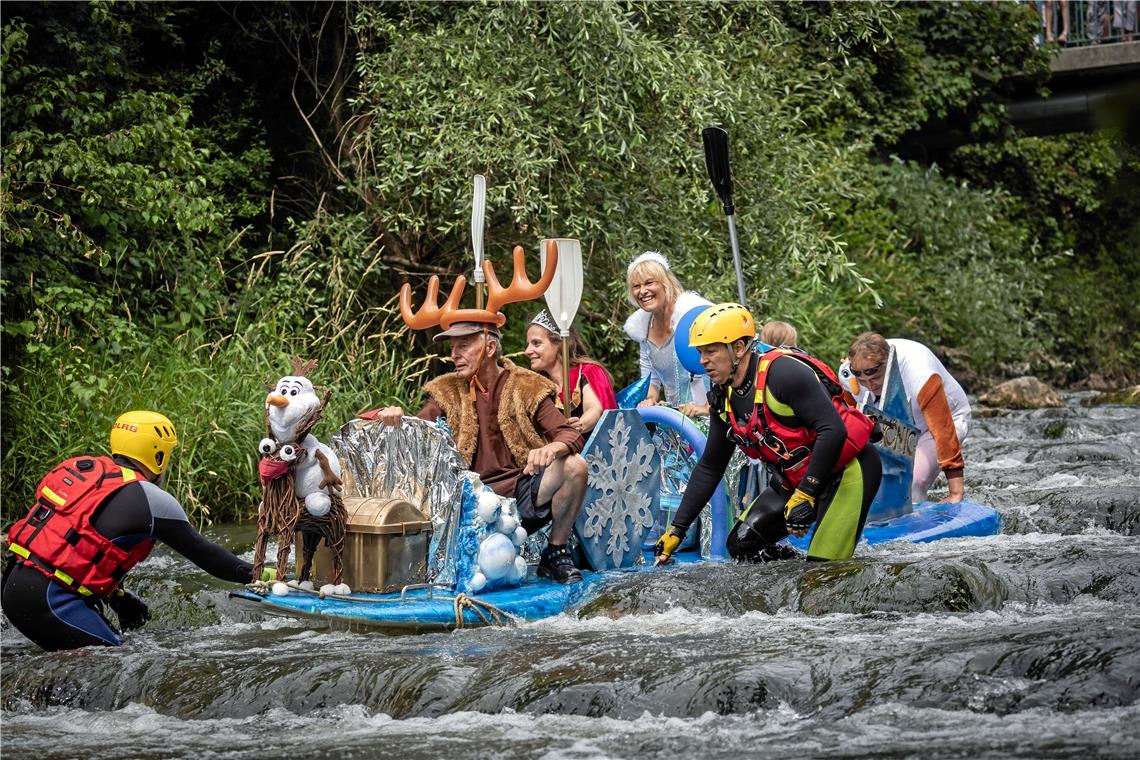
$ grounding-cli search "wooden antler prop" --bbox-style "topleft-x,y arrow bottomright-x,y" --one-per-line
485,241 -> 559,313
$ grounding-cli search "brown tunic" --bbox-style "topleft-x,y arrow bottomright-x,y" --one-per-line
418,360 -> 584,498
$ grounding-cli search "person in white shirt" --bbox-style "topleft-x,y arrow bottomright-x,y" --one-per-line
845,333 -> 971,504
622,251 -> 712,416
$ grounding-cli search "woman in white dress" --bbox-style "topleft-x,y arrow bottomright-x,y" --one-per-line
622,251 -> 713,416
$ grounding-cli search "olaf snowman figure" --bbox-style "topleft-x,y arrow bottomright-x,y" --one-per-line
252,358 -> 348,591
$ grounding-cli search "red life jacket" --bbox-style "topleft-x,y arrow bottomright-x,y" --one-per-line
718,348 -> 875,487
6,456 -> 155,597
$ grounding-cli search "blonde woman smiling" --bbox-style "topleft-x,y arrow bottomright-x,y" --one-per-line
622,251 -> 712,416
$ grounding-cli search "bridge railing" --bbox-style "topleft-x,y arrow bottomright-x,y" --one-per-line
1036,0 -> 1138,47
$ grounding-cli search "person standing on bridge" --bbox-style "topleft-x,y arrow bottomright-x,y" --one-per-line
844,332 -> 971,505
653,304 -> 882,565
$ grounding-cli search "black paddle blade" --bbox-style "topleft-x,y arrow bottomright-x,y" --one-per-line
702,126 -> 734,215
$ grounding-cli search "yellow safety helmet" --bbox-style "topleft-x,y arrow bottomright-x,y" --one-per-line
689,303 -> 756,348
109,410 -> 179,476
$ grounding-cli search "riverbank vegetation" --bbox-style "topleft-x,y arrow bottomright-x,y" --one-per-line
3,2 -> 1136,522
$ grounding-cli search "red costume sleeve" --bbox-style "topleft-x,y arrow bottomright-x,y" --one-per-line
576,362 -> 618,410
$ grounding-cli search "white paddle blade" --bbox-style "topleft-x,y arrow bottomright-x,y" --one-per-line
471,175 -> 486,281
540,238 -> 583,332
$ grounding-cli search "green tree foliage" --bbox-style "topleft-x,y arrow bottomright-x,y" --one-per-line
1,4 -> 271,344
947,131 -> 1140,381
305,1 -> 883,369
0,2 -> 275,519
829,160 -> 1054,373
1,1 -> 1134,523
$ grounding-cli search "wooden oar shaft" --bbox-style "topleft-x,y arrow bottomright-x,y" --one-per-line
561,338 -> 572,421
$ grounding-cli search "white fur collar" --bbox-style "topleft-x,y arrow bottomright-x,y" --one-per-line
623,291 -> 713,342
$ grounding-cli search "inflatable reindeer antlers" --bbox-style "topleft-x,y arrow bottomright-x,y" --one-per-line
399,240 -> 559,331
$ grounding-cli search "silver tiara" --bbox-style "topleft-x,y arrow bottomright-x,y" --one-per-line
529,308 -> 561,335
626,251 -> 670,276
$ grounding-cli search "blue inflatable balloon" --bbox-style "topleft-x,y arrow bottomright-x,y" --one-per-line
675,304 -> 711,375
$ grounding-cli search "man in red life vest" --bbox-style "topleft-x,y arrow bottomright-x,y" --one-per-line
654,304 -> 883,564
3,411 -> 258,651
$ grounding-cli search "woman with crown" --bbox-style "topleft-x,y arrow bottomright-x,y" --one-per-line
524,309 -> 617,436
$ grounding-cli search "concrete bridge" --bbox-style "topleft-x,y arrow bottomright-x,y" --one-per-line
1009,42 -> 1140,136
899,40 -> 1139,158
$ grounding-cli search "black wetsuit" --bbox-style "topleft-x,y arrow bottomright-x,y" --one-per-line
671,351 -> 882,561
2,463 -> 252,651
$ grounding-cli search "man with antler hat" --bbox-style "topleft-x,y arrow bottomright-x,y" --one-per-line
362,244 -> 587,584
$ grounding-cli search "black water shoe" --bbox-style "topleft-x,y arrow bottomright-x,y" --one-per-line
538,544 -> 582,584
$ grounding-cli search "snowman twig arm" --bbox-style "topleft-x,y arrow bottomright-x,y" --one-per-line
314,449 -> 343,491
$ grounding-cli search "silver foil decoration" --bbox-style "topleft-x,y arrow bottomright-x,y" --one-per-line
651,421 -> 712,557
332,417 -> 467,583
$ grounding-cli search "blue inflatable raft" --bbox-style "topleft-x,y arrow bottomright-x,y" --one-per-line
231,352 -> 999,631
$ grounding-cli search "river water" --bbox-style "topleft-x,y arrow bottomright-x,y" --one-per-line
3,395 -> 1138,758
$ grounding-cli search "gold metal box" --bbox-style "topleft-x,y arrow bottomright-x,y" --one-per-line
295,496 -> 433,592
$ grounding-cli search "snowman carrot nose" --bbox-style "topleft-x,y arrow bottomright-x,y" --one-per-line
266,394 -> 289,408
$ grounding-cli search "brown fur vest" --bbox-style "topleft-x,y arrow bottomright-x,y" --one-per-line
424,358 -> 557,468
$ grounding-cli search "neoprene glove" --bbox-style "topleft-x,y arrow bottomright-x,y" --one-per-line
108,589 -> 151,631
654,527 -> 686,565
784,489 -> 817,535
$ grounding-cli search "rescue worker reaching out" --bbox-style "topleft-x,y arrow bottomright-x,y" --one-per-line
2,411 -> 259,651
654,304 -> 883,564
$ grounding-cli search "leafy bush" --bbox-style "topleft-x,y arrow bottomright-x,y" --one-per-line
828,159 -> 1056,383
2,1 -> 1136,524
1,288 -> 430,524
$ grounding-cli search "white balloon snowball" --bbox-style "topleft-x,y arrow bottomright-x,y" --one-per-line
495,511 -> 518,536
476,533 -> 518,580
512,525 -> 528,547
507,555 -> 527,583
305,493 -> 331,518
469,571 -> 487,593
476,490 -> 500,524
271,582 -> 290,596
